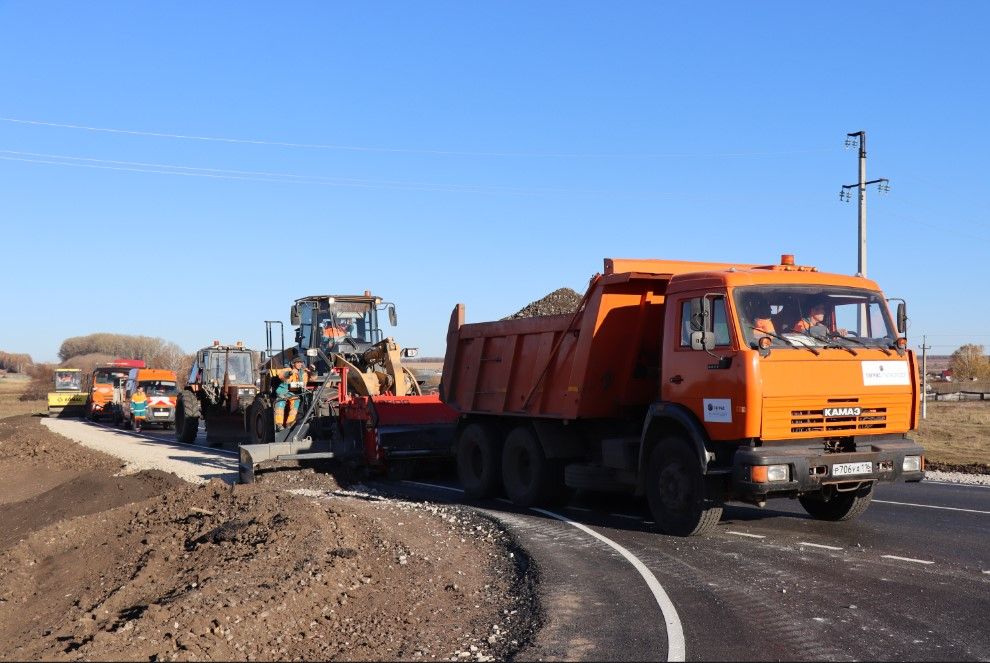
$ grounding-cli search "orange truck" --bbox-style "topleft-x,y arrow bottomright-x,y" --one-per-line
118,368 -> 179,430
86,359 -> 146,421
441,255 -> 924,536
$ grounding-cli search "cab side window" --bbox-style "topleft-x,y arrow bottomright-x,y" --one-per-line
680,297 -> 730,347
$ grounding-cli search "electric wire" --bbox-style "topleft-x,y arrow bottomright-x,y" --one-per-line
0,116 -> 839,159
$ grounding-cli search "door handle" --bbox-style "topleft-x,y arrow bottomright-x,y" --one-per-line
669,375 -> 684,384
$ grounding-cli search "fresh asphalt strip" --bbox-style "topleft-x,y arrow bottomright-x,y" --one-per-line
402,480 -> 687,663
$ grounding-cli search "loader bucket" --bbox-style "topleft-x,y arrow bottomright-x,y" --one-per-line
238,438 -> 335,484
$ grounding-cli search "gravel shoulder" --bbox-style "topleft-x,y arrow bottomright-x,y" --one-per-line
0,415 -> 538,661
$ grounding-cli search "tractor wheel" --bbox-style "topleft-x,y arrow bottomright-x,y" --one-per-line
175,391 -> 200,444
646,437 -> 723,536
456,422 -> 503,499
248,395 -> 275,444
501,425 -> 565,507
799,483 -> 874,521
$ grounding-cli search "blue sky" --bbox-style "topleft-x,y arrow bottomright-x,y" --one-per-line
1,1 -> 987,361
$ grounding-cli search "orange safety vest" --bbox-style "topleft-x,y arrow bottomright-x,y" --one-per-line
274,367 -> 308,393
754,317 -> 776,335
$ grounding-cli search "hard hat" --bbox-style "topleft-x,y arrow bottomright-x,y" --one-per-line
292,356 -> 305,365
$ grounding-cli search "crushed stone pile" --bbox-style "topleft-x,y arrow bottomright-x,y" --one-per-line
502,288 -> 583,320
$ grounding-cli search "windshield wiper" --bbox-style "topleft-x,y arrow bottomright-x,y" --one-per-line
837,333 -> 892,356
748,326 -> 820,356
793,329 -> 859,356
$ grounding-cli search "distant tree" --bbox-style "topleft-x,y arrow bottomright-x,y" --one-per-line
0,351 -> 32,373
948,344 -> 990,381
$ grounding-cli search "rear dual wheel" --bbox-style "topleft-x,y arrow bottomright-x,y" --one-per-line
501,426 -> 566,507
456,422 -> 502,499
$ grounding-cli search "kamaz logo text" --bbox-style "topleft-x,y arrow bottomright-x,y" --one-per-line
823,407 -> 861,417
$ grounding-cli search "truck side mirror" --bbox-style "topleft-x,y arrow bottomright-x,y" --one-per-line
896,302 -> 907,334
290,305 -> 300,326
388,304 -> 398,326
689,297 -> 715,351
690,330 -> 716,351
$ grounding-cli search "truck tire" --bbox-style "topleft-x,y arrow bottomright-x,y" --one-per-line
646,437 -> 723,536
501,426 -> 565,507
248,395 -> 275,444
456,422 -> 503,499
799,483 -> 874,521
175,391 -> 199,444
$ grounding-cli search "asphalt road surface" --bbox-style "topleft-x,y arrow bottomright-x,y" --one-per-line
44,419 -> 990,661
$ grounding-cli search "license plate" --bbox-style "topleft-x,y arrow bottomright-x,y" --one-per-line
832,461 -> 872,477
154,411 -> 169,417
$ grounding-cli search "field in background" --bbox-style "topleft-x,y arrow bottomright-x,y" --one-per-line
915,401 -> 990,468
0,376 -> 45,419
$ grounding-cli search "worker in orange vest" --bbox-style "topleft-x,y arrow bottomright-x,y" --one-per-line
130,386 -> 148,432
272,356 -> 311,431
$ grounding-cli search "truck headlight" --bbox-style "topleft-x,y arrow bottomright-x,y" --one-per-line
903,456 -> 922,472
767,464 -> 790,482
751,464 -> 790,483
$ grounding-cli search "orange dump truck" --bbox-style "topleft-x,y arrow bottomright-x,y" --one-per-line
442,256 -> 924,535
86,359 -> 146,420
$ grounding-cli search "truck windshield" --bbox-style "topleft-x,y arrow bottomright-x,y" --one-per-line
54,371 -> 81,391
208,351 -> 255,383
141,380 -> 177,396
94,370 -> 129,385
734,286 -> 897,350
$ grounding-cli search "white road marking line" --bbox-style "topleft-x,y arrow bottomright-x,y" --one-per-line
727,530 -> 766,539
873,499 -> 990,515
531,507 -> 686,662
495,498 -> 512,504
923,480 -> 990,489
609,513 -> 643,520
404,480 -> 463,493
400,481 -> 686,661
982,570 -> 990,574
568,506 -> 593,512
798,542 -> 844,551
881,555 -> 935,565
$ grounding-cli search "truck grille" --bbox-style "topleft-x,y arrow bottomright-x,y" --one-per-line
790,406 -> 887,433
762,396 -> 911,439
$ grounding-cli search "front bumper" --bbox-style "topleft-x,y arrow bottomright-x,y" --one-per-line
731,436 -> 925,497
146,407 -> 175,424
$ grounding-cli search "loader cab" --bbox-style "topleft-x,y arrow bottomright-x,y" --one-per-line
291,293 -> 397,355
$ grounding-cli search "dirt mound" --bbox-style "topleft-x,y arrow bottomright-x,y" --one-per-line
0,417 -> 538,662
0,415 -> 122,473
0,470 -> 182,550
925,460 -> 990,474
502,288 -> 583,320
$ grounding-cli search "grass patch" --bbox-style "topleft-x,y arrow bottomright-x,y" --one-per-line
0,378 -> 46,419
914,401 -> 990,467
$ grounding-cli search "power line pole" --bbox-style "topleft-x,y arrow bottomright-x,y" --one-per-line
841,131 -> 889,332
919,335 -> 931,420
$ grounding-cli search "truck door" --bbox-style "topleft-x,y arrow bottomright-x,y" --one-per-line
661,291 -> 739,439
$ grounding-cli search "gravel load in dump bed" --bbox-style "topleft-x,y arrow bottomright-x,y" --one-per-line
502,288 -> 583,320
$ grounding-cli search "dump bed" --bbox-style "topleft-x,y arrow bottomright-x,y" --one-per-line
441,259 -> 723,420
